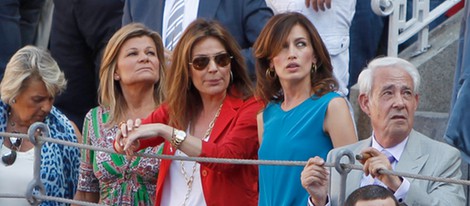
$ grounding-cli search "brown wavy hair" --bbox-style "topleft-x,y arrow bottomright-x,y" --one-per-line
165,19 -> 253,129
253,12 -> 338,105
99,23 -> 166,126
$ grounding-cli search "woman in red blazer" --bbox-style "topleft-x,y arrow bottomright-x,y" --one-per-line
114,19 -> 260,206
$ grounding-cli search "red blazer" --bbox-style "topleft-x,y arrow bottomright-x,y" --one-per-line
139,94 -> 261,206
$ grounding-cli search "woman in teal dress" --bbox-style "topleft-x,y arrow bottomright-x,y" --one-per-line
73,23 -> 165,206
253,12 -> 358,206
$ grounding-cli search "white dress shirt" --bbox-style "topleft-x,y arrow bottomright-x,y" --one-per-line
162,0 -> 200,48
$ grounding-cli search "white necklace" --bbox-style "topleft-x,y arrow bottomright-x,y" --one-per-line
179,102 -> 223,206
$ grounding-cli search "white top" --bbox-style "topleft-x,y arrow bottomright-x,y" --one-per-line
161,126 -> 207,206
0,146 -> 35,205
162,0 -> 200,48
161,150 -> 206,206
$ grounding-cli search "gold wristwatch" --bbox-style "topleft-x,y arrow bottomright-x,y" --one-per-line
171,129 -> 187,149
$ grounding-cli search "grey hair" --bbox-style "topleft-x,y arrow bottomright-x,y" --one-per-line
0,45 -> 66,104
358,56 -> 420,97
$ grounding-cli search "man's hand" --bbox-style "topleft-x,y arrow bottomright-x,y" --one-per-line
301,156 -> 329,206
305,0 -> 332,12
359,147 -> 403,191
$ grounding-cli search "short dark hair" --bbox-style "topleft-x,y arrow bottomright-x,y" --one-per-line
344,185 -> 399,206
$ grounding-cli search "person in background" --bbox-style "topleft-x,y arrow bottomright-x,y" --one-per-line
253,12 -> 357,206
50,0 -> 124,129
266,0 -> 356,96
301,56 -> 465,206
0,0 -> 45,79
122,0 -> 273,77
445,1 -> 470,164
345,185 -> 399,206
72,23 -> 165,206
115,19 -> 261,206
0,45 -> 80,206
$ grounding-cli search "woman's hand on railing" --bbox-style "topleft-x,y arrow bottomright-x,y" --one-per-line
114,119 -> 142,156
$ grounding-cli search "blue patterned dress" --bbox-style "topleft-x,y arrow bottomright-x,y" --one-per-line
258,92 -> 340,206
0,101 -> 80,206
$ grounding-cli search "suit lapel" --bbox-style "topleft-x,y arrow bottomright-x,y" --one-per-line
207,95 -> 241,142
198,0 -> 221,18
347,139 -> 373,194
396,130 -> 428,180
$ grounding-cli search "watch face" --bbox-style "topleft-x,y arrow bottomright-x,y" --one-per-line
175,130 -> 187,141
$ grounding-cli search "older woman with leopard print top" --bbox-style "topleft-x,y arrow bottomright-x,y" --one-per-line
0,46 -> 81,206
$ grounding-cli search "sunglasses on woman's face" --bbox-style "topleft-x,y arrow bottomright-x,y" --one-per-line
2,137 -> 22,166
189,53 -> 233,70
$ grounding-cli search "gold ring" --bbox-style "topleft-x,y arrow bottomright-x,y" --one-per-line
118,121 -> 126,129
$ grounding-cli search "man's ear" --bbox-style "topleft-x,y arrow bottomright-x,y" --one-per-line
358,93 -> 371,116
414,94 -> 419,110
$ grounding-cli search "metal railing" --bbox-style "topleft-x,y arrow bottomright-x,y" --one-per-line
1,122 -> 470,205
372,0 -> 462,57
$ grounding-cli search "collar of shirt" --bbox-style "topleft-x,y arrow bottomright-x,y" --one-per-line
371,133 -> 409,162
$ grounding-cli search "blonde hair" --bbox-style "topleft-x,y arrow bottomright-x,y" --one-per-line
0,45 -> 66,104
99,23 -> 166,125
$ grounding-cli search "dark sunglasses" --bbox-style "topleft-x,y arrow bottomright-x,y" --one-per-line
2,136 -> 22,166
189,53 -> 233,70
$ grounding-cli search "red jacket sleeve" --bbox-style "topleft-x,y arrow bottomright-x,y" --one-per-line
199,97 -> 261,172
138,104 -> 170,149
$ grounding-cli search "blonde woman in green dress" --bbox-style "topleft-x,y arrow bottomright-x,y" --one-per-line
72,23 -> 165,206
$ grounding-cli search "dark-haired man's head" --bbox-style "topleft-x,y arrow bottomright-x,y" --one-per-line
345,185 -> 399,206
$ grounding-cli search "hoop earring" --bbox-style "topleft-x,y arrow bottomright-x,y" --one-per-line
265,68 -> 276,80
230,70 -> 234,83
11,99 -> 16,104
311,63 -> 317,74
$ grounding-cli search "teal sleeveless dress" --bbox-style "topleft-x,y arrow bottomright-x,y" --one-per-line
259,92 -> 340,206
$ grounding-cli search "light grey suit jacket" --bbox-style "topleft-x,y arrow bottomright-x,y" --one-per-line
327,130 -> 465,205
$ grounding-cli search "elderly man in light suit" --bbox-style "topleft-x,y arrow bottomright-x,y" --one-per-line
301,56 -> 465,206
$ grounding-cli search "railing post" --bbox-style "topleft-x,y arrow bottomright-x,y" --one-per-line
410,0 -> 432,57
25,122 -> 49,206
373,0 -> 461,57
333,149 -> 355,205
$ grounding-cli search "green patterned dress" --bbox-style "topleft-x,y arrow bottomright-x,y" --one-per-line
77,107 -> 162,206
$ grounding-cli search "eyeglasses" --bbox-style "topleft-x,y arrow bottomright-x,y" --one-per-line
2,136 -> 22,166
189,53 -> 233,70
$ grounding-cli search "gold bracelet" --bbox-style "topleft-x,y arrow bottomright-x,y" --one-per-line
170,127 -> 176,149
